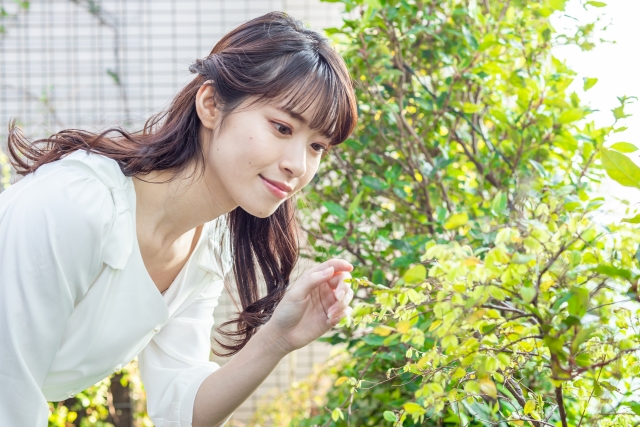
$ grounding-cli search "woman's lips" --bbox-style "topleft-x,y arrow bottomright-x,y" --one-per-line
260,175 -> 289,199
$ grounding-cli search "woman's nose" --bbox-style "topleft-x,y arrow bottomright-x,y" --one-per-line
281,140 -> 307,178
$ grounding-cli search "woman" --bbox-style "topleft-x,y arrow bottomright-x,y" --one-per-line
0,11 -> 357,427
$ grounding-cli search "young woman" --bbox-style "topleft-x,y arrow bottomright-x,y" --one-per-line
0,11 -> 357,427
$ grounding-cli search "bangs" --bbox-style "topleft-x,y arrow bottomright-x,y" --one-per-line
256,52 -> 357,145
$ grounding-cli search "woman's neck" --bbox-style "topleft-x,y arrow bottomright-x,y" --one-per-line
132,163 -> 234,249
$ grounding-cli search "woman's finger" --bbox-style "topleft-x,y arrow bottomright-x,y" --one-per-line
306,258 -> 353,275
327,306 -> 353,326
326,288 -> 354,318
287,266 -> 335,300
332,284 -> 354,304
328,271 -> 352,291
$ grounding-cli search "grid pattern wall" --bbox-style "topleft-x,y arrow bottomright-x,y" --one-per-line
0,0 -> 344,142
0,0 -> 343,424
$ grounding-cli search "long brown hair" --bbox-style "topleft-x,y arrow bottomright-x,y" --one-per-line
6,11 -> 358,357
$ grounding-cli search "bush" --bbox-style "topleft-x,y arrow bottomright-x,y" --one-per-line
296,0 -> 640,425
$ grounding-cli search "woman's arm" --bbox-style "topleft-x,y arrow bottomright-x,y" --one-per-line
0,163 -> 115,426
192,323 -> 288,427
192,259 -> 355,427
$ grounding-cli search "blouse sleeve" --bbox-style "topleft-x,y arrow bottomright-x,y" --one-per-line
138,278 -> 232,427
0,162 -> 115,426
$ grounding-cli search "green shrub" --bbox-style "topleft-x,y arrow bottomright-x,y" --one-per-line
296,0 -> 640,425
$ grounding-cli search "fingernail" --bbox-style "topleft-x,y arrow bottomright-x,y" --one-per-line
327,308 -> 336,319
322,267 -> 334,276
335,289 -> 345,301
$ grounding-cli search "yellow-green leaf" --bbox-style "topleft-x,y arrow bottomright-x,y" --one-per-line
428,319 -> 442,332
383,411 -> 398,422
622,214 -> 640,224
601,148 -> 640,189
403,264 -> 426,284
523,400 -> 536,415
444,212 -> 469,230
373,325 -> 394,336
451,367 -> 466,380
462,102 -> 483,114
334,376 -> 349,386
403,402 -> 425,415
396,320 -> 412,334
331,407 -> 344,422
610,142 -> 638,153
479,378 -> 498,398
583,77 -> 598,91
557,108 -> 585,124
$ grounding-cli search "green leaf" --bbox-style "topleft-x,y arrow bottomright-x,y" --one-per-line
583,77 -> 598,91
347,190 -> 365,219
362,176 -> 388,191
594,264 -> 632,280
512,253 -> 536,264
462,102 -> 483,114
622,402 -> 640,416
600,148 -> 640,189
524,400 -> 536,415
461,26 -> 478,50
331,407 -> 344,422
323,201 -> 347,221
622,214 -> 640,224
529,159 -> 548,177
544,336 -> 565,354
572,327 -> 596,353
558,108 -> 585,124
383,411 -> 398,422
609,142 -> 638,153
403,264 -> 426,284
491,191 -> 507,215
567,286 -> 589,318
403,402 -> 425,415
586,1 -> 607,6
444,212 -> 469,230
520,286 -> 536,303
575,353 -> 592,367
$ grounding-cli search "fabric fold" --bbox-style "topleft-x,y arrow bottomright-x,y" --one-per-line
59,150 -> 134,270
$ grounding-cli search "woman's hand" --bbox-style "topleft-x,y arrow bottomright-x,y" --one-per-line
262,258 -> 355,358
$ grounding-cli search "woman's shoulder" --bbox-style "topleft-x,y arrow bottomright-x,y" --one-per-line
2,150 -> 128,199
0,150 -> 134,269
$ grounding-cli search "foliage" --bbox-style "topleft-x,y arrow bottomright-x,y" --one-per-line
295,0 -> 640,425
0,0 -> 30,37
46,360 -> 152,427
0,150 -> 11,190
245,351 -> 348,427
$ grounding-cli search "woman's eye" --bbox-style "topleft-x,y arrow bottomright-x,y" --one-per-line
273,122 -> 292,135
311,143 -> 328,154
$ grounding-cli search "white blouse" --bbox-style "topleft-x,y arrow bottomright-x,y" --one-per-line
0,150 -> 234,426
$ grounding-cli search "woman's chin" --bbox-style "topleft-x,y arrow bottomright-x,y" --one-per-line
241,202 -> 281,218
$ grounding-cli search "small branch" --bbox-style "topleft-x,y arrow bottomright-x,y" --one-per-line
555,386 -> 568,427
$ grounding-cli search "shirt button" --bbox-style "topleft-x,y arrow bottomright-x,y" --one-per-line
67,391 -> 76,398
114,364 -> 122,372
153,325 -> 161,333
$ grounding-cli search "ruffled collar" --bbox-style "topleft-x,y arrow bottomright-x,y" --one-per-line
59,150 -> 232,279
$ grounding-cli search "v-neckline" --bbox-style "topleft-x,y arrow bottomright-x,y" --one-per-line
128,177 -> 208,300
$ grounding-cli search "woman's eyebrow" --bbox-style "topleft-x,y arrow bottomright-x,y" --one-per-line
275,106 -> 307,125
274,105 -> 332,141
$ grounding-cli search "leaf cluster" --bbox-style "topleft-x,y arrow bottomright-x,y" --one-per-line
294,0 -> 640,426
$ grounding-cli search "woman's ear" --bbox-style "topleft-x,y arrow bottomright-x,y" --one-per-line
195,82 -> 217,130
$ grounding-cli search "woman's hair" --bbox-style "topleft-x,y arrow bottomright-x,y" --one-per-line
6,11 -> 358,357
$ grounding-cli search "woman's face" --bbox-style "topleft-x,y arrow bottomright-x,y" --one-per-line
197,86 -> 331,218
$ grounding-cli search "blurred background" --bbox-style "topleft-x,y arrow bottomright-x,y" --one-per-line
1,0 -> 639,425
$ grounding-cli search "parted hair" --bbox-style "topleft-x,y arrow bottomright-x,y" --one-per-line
6,11 -> 358,357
